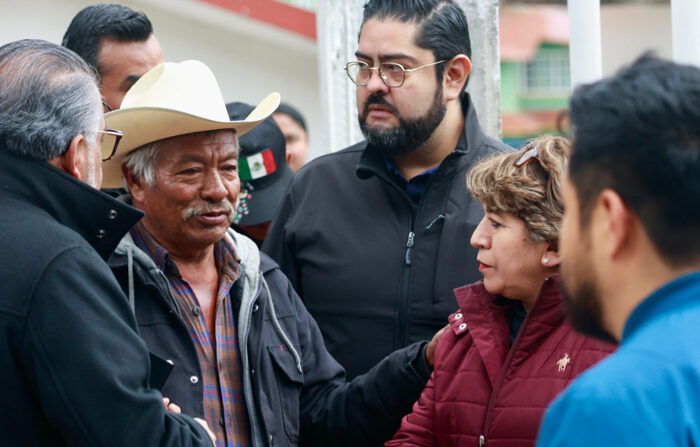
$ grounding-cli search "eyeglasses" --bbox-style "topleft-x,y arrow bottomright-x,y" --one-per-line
345,60 -> 446,88
102,100 -> 114,113
515,145 -> 538,167
99,128 -> 123,162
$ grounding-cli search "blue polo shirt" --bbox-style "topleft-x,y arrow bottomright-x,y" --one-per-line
537,269 -> 700,446
383,158 -> 439,204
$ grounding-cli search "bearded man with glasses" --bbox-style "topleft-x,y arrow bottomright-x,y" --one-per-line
264,0 -> 512,384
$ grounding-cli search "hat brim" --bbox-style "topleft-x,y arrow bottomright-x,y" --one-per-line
236,164 -> 294,226
102,92 -> 280,188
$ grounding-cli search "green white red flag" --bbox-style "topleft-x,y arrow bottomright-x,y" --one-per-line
239,149 -> 276,181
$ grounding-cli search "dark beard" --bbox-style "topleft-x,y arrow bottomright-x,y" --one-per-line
560,274 -> 618,344
359,86 -> 446,158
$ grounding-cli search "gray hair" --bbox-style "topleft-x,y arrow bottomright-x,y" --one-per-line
0,39 -> 102,161
123,140 -> 163,188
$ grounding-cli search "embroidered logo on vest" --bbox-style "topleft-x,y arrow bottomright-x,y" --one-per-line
557,353 -> 571,372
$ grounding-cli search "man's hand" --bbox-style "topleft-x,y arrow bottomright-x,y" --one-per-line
194,418 -> 216,446
425,324 -> 449,368
163,398 -> 215,445
162,397 -> 181,414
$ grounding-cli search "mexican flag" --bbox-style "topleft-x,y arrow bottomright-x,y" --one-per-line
239,149 -> 277,181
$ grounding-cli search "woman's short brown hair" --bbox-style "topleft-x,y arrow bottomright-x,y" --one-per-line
466,135 -> 571,244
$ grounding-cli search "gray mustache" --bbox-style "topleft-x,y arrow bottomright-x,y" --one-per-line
182,200 -> 235,221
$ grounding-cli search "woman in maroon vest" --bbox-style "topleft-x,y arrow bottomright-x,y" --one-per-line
386,136 -> 615,447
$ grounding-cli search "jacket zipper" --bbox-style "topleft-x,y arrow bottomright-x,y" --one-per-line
479,282 -> 548,446
404,231 -> 415,265
376,161 -> 444,350
395,167 -> 443,349
241,276 -> 263,447
396,225 -> 415,349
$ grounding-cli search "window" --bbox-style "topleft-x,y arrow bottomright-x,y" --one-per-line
520,46 -> 570,93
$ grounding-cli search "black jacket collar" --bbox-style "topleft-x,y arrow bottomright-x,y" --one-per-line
0,146 -> 143,260
356,92 -> 486,180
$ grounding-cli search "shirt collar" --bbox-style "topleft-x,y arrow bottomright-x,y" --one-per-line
0,147 -> 143,260
383,157 -> 440,203
622,269 -> 700,341
383,157 -> 441,182
129,221 -> 241,281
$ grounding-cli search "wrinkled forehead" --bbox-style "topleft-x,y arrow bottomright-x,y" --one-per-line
156,129 -> 239,162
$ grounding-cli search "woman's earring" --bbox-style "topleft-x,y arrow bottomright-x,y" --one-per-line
542,256 -> 549,265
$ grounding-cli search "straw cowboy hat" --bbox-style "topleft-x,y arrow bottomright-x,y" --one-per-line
101,60 -> 280,188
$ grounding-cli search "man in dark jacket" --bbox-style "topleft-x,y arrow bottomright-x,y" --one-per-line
62,3 -> 165,111
0,39 -> 213,446
102,60 -> 436,447
263,0 -> 512,379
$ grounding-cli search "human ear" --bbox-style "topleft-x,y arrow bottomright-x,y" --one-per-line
541,243 -> 561,268
595,189 -> 632,260
48,134 -> 87,180
121,163 -> 146,203
443,54 -> 471,102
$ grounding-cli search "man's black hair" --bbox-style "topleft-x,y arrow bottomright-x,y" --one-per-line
62,3 -> 153,77
569,53 -> 700,266
360,0 -> 471,96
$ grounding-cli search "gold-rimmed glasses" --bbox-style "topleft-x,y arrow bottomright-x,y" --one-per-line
99,128 -> 123,162
345,60 -> 446,88
102,100 -> 114,113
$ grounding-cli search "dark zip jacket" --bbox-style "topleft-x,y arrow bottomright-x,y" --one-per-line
0,148 -> 212,446
263,94 -> 512,379
108,228 -> 432,447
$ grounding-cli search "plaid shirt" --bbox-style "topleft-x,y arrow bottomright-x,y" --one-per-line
131,223 -> 251,447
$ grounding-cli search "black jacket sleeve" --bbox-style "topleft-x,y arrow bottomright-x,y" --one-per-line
25,247 -> 212,447
287,278 -> 432,446
262,185 -> 302,294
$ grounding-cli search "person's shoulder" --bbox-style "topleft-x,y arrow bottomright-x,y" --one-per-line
284,141 -> 367,200
259,250 -> 281,274
0,196 -> 91,264
557,354 -> 627,399
539,348 -> 690,446
482,135 -> 514,155
294,141 -> 366,178
632,301 -> 700,358
551,346 -> 678,417
259,249 -> 295,291
539,359 -> 629,443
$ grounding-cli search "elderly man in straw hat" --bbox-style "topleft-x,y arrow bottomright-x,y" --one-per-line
102,60 -> 439,447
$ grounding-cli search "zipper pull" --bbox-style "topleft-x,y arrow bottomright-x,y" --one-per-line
404,231 -> 415,265
479,435 -> 485,447
425,214 -> 445,230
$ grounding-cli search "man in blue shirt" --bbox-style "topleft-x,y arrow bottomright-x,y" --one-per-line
537,54 -> 700,446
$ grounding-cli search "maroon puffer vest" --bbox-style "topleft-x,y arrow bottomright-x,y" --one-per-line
387,276 -> 615,447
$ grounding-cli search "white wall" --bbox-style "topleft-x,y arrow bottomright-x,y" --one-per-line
601,3 -> 672,77
0,0 -> 326,161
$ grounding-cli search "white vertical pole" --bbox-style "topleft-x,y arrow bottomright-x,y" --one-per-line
458,0 -> 502,139
567,0 -> 602,89
671,0 -> 700,66
316,0 -> 503,152
316,0 -> 365,153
